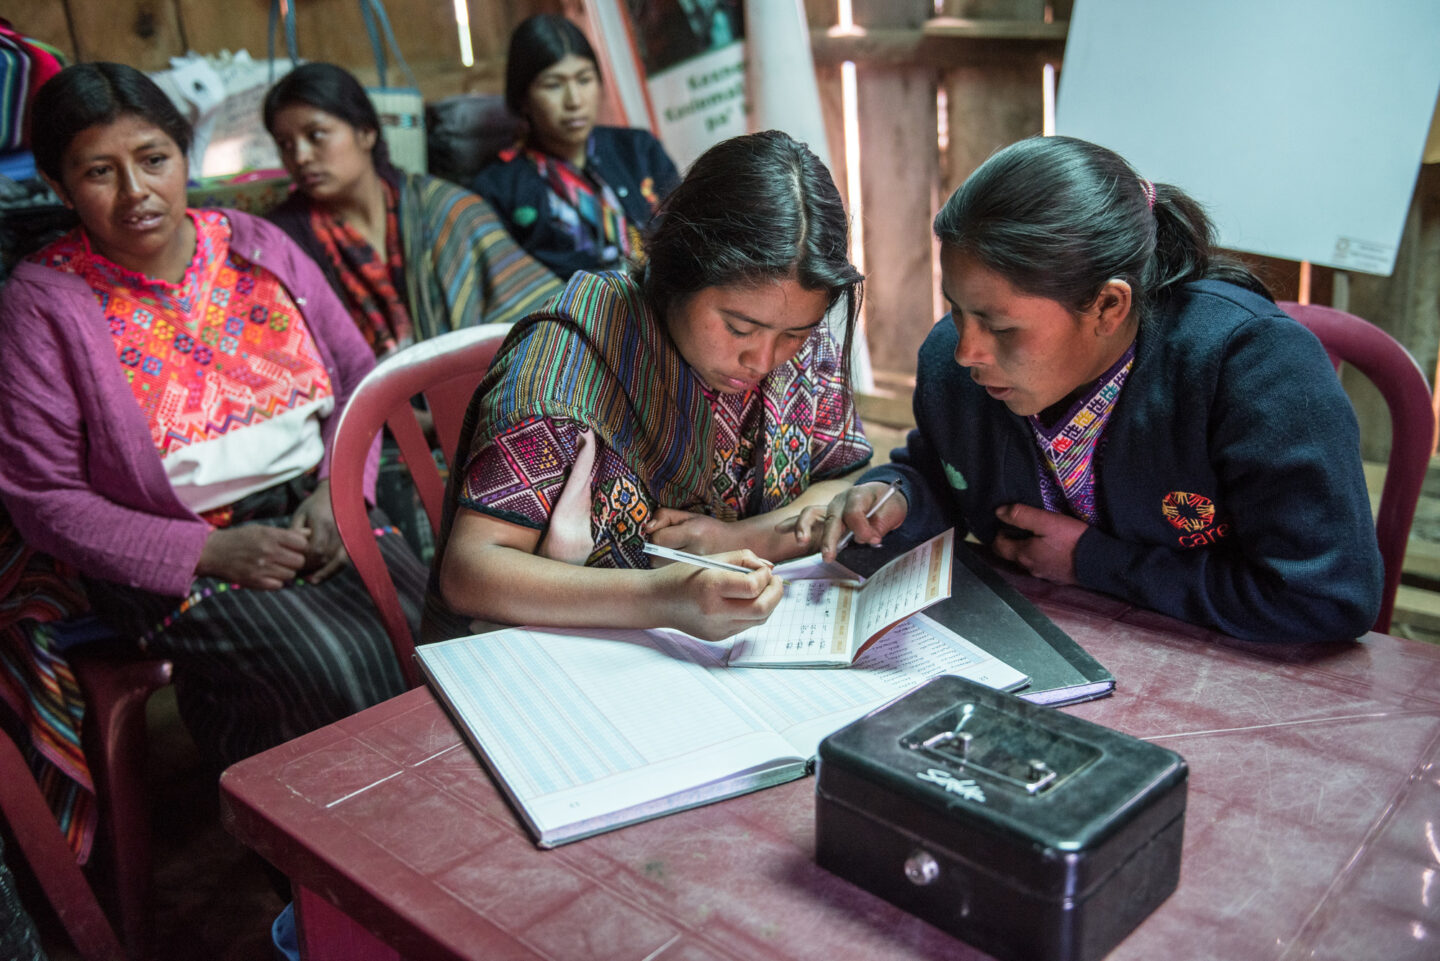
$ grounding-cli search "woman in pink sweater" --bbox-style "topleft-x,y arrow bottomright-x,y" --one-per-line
0,62 -> 421,778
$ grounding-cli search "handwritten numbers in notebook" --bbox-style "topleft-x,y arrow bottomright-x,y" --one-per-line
745,579 -> 853,660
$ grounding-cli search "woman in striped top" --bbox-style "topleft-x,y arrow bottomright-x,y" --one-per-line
425,130 -> 871,644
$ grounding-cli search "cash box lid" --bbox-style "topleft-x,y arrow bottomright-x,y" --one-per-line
816,674 -> 1187,900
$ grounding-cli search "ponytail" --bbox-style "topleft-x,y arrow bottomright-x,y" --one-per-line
934,136 -> 1270,324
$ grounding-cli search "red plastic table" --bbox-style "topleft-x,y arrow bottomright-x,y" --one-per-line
221,575 -> 1440,961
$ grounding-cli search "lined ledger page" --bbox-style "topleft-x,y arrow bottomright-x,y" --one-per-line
417,601 -> 1026,845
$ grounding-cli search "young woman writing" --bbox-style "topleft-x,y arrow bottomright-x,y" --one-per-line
426,130 -> 871,643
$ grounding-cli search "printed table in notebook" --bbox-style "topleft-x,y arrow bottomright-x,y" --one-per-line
727,528 -> 955,668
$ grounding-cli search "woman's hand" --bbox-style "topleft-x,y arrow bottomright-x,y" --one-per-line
196,525 -> 310,590
990,503 -> 1085,585
538,429 -> 597,565
814,481 -> 910,560
290,479 -> 349,584
653,549 -> 784,642
646,508 -> 734,556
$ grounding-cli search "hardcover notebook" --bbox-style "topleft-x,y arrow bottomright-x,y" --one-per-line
727,528 -> 954,668
940,546 -> 1114,706
416,614 -> 1028,848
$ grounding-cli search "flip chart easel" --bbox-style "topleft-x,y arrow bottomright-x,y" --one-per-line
1056,0 -> 1440,279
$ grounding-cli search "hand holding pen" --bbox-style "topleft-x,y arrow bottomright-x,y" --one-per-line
641,542 -> 784,641
819,479 -> 908,560
835,480 -> 902,551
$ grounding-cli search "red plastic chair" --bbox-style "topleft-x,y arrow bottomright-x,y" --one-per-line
1,719 -> 127,961
329,324 -> 513,688
0,618 -> 171,959
1279,302 -> 1437,634
68,648 -> 173,956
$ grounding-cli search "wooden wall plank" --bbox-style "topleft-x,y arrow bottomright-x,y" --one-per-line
173,0 -> 548,100
173,0 -> 271,68
937,0 -> 1049,201
851,0 -> 939,379
856,67 -> 939,375
941,56 -> 1046,196
5,0 -> 79,63
811,27 -> 1065,70
1347,162 -> 1440,462
66,0 -> 184,70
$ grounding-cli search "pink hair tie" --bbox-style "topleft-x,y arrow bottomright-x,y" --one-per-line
1140,178 -> 1156,210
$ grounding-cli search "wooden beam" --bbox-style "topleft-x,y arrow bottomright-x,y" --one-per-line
810,23 -> 1065,69
925,17 -> 1069,39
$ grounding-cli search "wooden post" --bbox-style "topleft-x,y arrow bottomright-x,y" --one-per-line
1346,162 -> 1440,463
851,0 -> 939,382
939,0 -> 1050,197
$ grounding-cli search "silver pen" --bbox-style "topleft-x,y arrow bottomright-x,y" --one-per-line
835,480 -> 902,551
642,542 -> 752,574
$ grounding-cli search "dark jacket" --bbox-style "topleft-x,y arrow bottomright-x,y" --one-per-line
471,126 -> 680,280
866,280 -> 1383,643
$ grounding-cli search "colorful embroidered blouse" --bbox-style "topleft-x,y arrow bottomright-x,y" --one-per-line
514,142 -> 641,270
454,272 -> 871,568
32,209 -> 335,517
1028,342 -> 1136,524
307,177 -> 414,357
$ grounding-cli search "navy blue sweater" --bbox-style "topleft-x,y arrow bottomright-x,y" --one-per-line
867,280 -> 1383,642
471,126 -> 680,280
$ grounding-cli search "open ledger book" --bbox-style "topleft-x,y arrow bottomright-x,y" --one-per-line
417,613 -> 1028,848
727,528 -> 953,667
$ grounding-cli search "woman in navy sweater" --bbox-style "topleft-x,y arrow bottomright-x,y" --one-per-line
472,14 -> 680,280
811,136 -> 1382,642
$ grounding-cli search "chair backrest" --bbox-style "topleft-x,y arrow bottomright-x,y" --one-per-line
1278,302 -> 1436,634
330,324 -> 511,687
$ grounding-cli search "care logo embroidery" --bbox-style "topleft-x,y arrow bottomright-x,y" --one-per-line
1161,491 -> 1215,532
1162,490 -> 1231,548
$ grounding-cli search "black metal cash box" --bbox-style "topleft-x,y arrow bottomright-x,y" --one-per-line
815,675 -> 1187,961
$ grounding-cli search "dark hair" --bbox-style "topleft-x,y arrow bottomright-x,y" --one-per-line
262,62 -> 393,175
640,129 -> 864,381
504,14 -> 601,116
933,135 -> 1269,324
31,62 -> 192,184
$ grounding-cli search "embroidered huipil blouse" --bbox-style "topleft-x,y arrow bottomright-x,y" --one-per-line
1028,342 -> 1136,524
34,210 -> 335,520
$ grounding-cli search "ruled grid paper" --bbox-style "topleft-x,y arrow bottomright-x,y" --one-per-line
416,600 -> 1027,845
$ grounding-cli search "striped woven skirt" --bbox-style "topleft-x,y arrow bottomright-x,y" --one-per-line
84,480 -> 423,769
